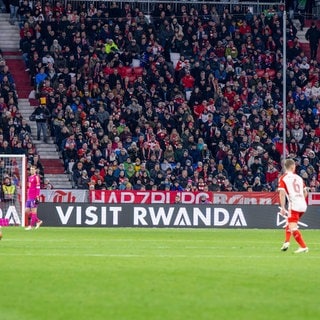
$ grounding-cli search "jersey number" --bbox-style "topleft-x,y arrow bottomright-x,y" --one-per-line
293,178 -> 301,193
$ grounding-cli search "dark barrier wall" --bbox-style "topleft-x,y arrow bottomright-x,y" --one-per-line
38,204 -> 320,229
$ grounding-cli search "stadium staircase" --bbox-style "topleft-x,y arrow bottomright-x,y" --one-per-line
0,13 -> 72,188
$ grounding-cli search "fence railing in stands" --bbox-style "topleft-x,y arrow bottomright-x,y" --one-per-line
39,1 -> 284,18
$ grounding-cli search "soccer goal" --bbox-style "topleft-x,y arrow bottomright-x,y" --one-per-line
0,155 -> 27,227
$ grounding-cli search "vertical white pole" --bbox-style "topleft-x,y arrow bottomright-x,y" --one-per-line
21,155 -> 26,227
283,10 -> 287,163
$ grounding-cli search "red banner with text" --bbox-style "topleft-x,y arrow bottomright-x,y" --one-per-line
89,190 -> 279,205
38,189 -> 320,206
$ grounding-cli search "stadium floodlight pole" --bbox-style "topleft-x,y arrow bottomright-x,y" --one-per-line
282,10 -> 287,162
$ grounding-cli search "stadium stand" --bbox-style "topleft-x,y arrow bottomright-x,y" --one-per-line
1,1 -> 320,192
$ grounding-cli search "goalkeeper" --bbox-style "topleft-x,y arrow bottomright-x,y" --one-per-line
25,165 -> 42,230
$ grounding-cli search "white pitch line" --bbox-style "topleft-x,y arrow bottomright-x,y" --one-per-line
0,252 -> 320,259
3,238 -> 290,244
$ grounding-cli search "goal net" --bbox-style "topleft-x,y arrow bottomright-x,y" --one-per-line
0,155 -> 26,227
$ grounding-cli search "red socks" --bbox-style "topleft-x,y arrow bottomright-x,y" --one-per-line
30,213 -> 38,227
292,229 -> 307,248
285,225 -> 291,243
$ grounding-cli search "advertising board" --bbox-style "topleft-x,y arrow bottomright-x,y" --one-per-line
37,204 -> 320,229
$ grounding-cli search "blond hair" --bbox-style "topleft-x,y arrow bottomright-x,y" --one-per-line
284,158 -> 295,170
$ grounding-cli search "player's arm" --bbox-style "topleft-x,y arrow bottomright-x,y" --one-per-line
303,187 -> 308,198
278,175 -> 287,215
35,175 -> 41,198
279,189 -> 287,216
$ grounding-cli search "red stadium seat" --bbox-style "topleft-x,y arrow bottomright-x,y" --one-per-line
104,67 -> 113,75
133,67 -> 144,76
128,75 -> 137,83
118,66 -> 133,78
255,69 -> 265,77
265,68 -> 276,79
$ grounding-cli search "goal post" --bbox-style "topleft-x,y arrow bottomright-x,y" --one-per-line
0,154 -> 27,227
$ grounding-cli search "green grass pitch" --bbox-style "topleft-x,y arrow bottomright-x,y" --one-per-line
1,228 -> 320,320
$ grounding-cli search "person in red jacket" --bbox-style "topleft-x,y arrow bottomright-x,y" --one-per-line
181,70 -> 195,91
265,161 -> 279,187
239,20 -> 252,36
224,85 -> 236,105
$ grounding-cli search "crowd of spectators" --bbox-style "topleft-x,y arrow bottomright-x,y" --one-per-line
1,1 -> 320,193
0,45 -> 46,186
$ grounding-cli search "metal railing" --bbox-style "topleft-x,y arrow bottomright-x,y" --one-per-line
39,1 -> 284,17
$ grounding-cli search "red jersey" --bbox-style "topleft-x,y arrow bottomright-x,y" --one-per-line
278,171 -> 307,212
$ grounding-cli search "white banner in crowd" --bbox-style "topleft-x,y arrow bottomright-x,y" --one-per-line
40,190 -> 88,203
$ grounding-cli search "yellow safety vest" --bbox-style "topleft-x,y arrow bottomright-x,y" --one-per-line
2,184 -> 15,200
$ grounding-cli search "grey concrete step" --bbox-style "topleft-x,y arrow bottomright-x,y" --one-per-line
0,41 -> 19,49
19,104 -> 33,108
0,34 -> 19,41
18,98 -> 29,103
0,14 -> 24,48
0,13 -> 10,18
38,154 -> 61,160
35,147 -> 59,154
45,174 -> 72,182
44,174 -> 73,189
19,106 -> 34,110
34,142 -> 57,149
2,48 -> 20,52
0,21 -> 19,26
35,150 -> 59,157
49,183 -> 73,189
36,144 -> 57,149
0,30 -> 19,36
33,137 -> 55,142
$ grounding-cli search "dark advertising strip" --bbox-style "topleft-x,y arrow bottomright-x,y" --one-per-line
38,204 -> 320,229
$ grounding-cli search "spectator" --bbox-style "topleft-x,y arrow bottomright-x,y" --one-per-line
43,178 -> 54,189
77,169 -> 90,189
30,102 -> 50,143
305,22 -> 320,60
252,176 -> 264,191
72,161 -> 84,188
9,0 -> 19,25
1,176 -> 15,201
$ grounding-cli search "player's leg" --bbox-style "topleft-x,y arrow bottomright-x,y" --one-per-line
29,208 -> 37,228
289,211 -> 308,253
35,214 -> 43,229
33,201 -> 42,229
280,209 -> 291,251
280,224 -> 291,251
25,201 -> 32,230
28,199 -> 40,228
285,224 -> 291,243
